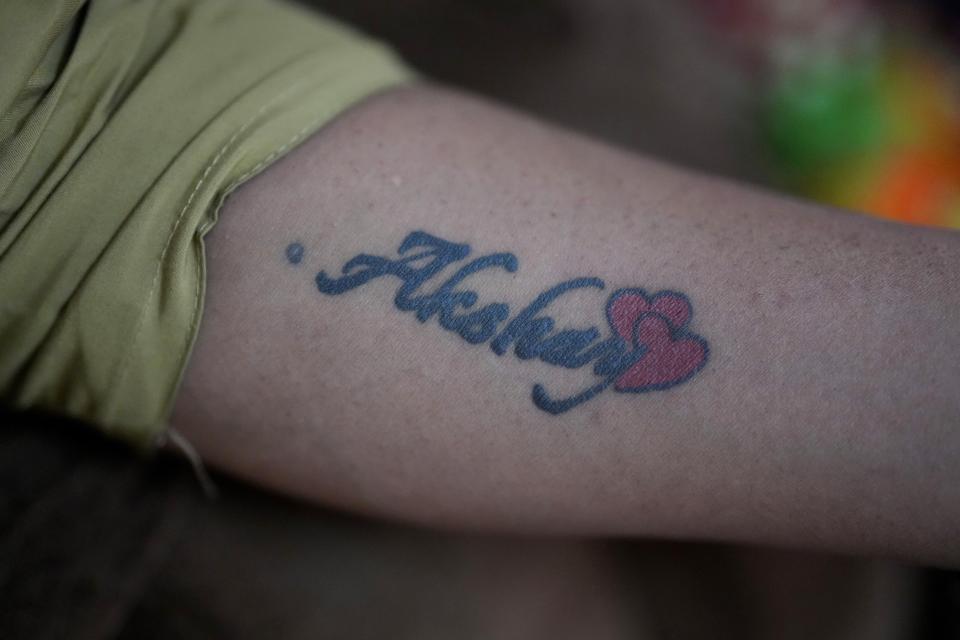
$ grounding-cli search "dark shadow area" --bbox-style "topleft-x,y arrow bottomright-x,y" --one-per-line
2,411 -> 959,639
304,0 -> 766,182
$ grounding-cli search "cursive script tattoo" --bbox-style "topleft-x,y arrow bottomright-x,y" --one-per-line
291,231 -> 709,414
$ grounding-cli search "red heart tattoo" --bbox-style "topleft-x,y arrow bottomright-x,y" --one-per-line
606,289 -> 709,392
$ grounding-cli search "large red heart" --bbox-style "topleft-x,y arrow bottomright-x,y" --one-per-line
614,314 -> 708,390
606,289 -> 708,392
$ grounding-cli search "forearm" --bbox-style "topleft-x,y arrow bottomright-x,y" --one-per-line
173,85 -> 960,562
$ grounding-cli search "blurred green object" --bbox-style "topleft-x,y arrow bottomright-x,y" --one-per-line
762,58 -> 892,177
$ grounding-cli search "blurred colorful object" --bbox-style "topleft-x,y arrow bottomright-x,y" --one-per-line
693,0 -> 960,229
765,47 -> 960,228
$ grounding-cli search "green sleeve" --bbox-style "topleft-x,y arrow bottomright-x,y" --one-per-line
0,0 -> 413,447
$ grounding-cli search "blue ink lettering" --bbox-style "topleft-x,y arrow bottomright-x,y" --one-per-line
285,242 -> 305,265
307,231 -> 710,414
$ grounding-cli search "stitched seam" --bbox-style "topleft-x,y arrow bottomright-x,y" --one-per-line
105,86 -> 300,424
172,80 -> 413,422
177,114 -> 331,385
143,76 -> 408,437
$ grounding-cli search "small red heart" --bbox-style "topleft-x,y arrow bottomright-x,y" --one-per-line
608,290 -> 691,341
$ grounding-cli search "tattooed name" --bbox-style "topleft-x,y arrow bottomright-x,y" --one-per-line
291,231 -> 709,414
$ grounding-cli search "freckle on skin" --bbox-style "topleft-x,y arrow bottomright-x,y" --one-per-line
842,232 -> 861,249
776,290 -> 794,307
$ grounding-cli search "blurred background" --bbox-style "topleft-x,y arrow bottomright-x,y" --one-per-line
3,1 -> 959,639
317,0 -> 960,228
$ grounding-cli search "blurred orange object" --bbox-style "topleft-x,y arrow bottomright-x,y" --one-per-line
866,148 -> 960,226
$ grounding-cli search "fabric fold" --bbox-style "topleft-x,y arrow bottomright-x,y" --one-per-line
0,0 -> 412,447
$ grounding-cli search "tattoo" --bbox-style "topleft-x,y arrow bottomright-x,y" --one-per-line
289,231 -> 709,414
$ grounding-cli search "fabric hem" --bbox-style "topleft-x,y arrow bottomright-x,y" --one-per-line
139,79 -> 414,452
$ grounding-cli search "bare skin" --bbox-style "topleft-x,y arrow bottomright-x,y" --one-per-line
171,85 -> 960,565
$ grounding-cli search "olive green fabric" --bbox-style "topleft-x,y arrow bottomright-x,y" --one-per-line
0,0 -> 412,447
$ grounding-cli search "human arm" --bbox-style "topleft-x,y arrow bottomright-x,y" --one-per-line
172,85 -> 960,563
